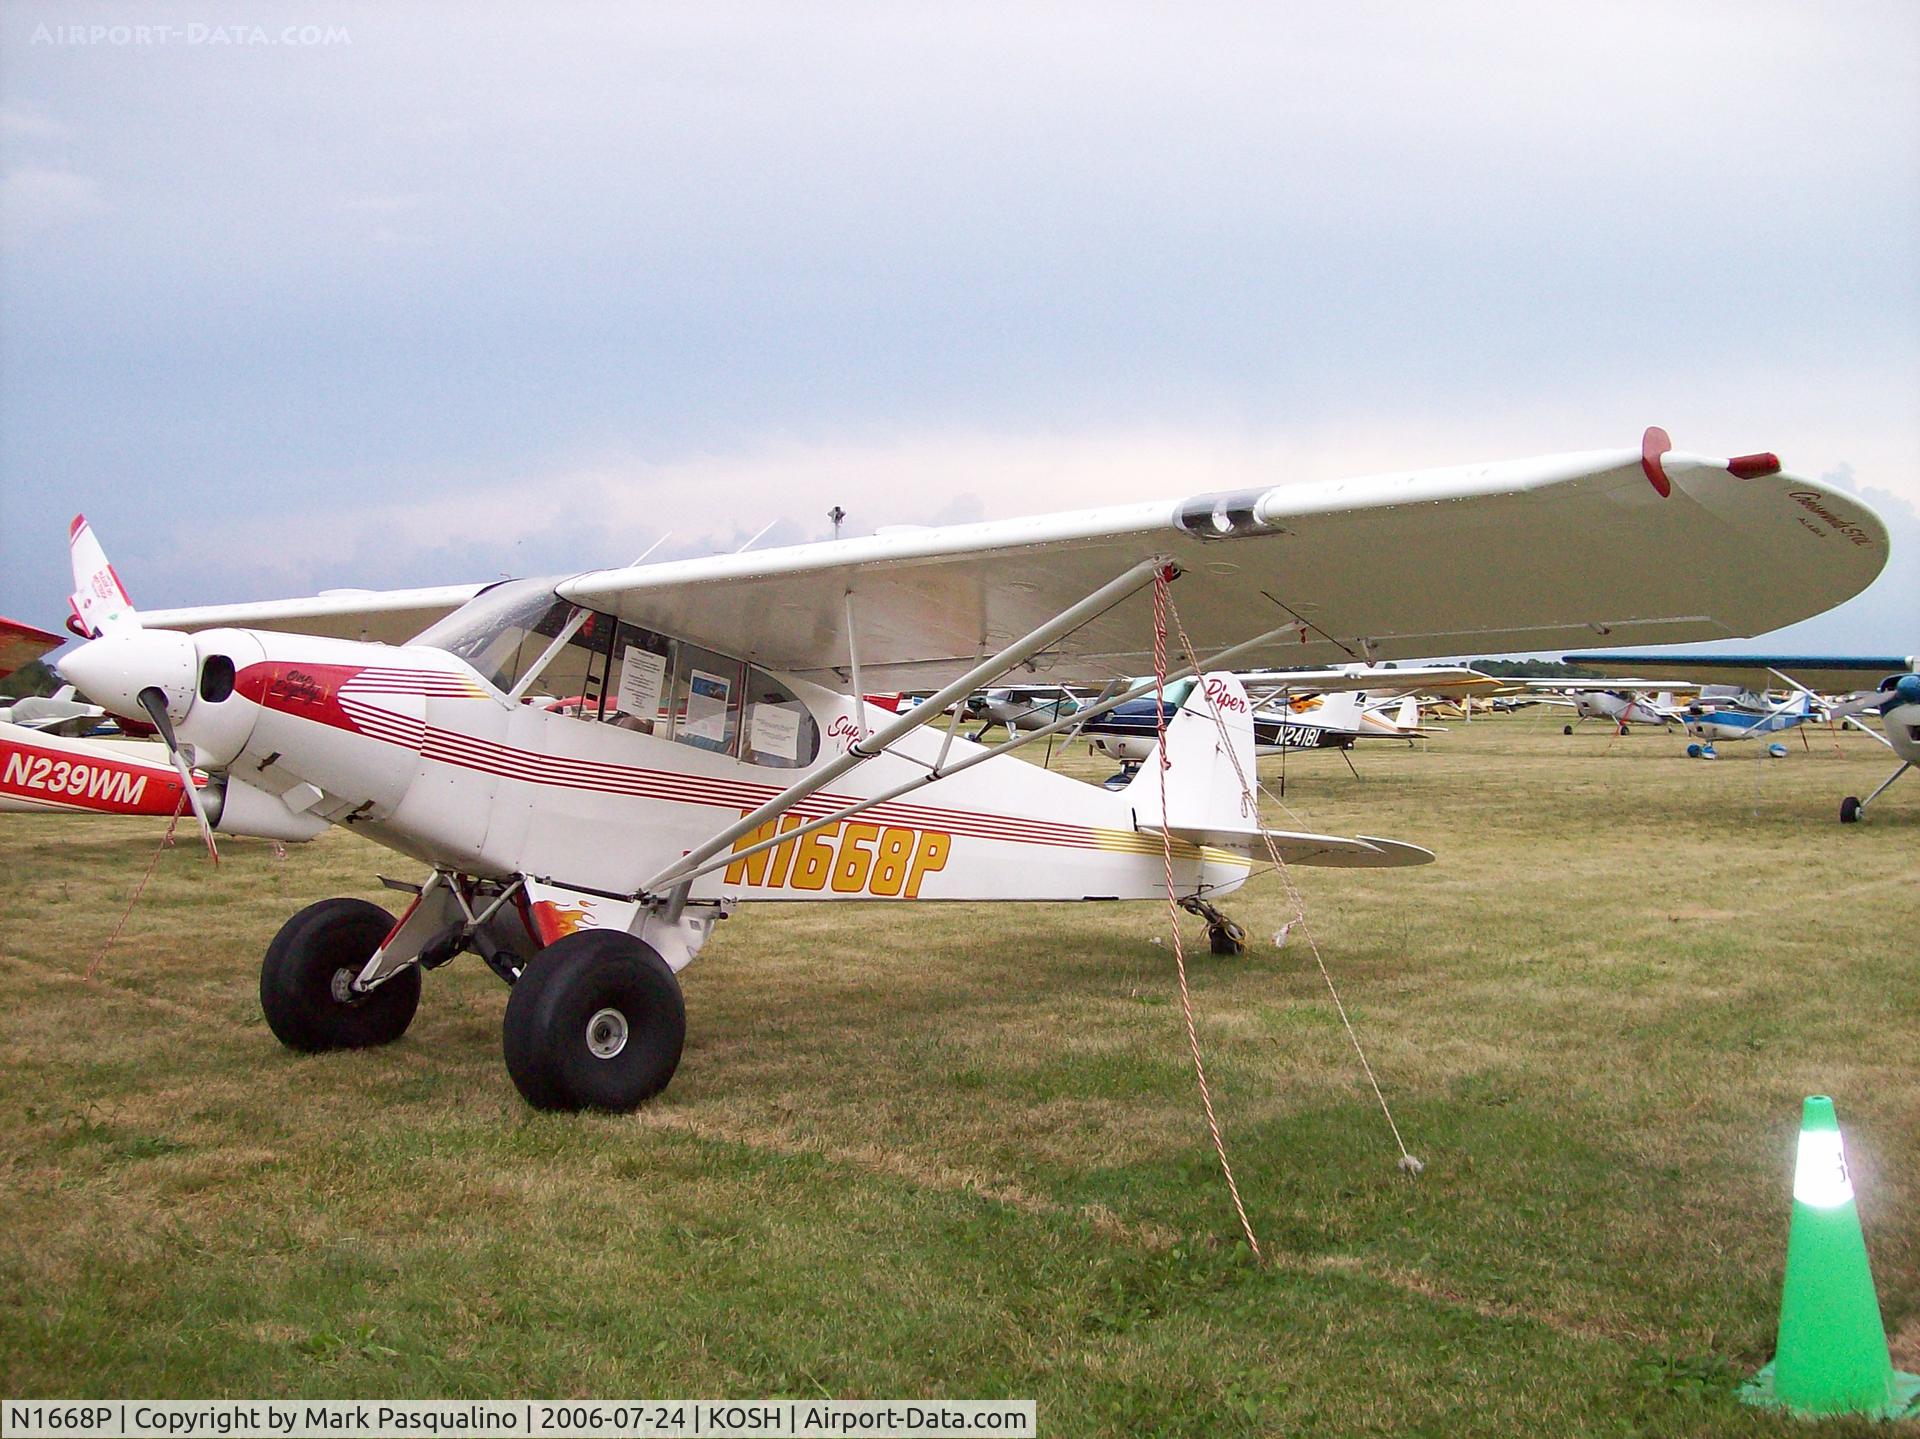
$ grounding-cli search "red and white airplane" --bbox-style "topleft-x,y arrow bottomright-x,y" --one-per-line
46,431 -> 1887,1111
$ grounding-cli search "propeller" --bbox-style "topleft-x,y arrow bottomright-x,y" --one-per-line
136,685 -> 219,864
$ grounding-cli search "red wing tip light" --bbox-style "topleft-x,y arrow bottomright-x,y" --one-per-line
1640,426 -> 1672,497
1727,452 -> 1782,478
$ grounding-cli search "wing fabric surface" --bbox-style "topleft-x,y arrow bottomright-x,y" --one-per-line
559,444 -> 1886,687
131,439 -> 1887,687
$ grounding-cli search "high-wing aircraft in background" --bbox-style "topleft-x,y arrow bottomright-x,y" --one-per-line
46,431 -> 1888,1111
963,684 -> 1086,737
1526,679 -> 1694,735
1567,651 -> 1918,820
1078,664 -> 1490,778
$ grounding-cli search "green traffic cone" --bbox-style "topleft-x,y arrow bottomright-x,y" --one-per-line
1740,1096 -> 1920,1420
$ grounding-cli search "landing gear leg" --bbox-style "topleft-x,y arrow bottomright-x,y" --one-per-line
1841,761 -> 1912,824
1180,895 -> 1248,956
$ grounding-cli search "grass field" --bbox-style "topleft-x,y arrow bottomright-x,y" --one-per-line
1,709 -> 1914,1436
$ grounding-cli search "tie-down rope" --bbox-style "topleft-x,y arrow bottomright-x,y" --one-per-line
1157,578 -> 1422,1189
1151,568 -> 1263,1259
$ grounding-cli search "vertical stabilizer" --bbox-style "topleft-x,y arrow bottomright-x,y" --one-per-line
1126,672 -> 1258,831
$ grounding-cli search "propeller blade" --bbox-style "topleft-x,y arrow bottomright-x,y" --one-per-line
137,687 -> 219,864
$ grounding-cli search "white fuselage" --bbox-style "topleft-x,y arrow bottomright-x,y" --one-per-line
155,631 -> 1251,918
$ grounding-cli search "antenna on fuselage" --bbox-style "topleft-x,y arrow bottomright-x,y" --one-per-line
828,505 -> 846,540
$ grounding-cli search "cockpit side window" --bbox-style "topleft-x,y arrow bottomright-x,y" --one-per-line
421,588 -> 822,766
413,580 -> 580,694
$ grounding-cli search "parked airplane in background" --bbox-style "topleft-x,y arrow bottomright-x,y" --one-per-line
1566,652 -> 1918,819
964,684 -> 1083,737
1677,690 -> 1823,758
44,432 -> 1888,1110
0,684 -> 104,736
1528,680 -> 1691,735
1080,666 -> 1483,779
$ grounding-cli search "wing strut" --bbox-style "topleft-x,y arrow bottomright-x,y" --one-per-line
641,556 -> 1169,898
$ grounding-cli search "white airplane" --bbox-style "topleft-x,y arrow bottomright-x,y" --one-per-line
49,432 -> 1886,1111
963,684 -> 1085,736
0,684 -> 105,736
1081,664 -> 1487,770
1525,679 -> 1692,735
1566,651 -> 1919,819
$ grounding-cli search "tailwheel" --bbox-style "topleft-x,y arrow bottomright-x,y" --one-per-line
261,897 -> 420,1052
503,930 -> 685,1112
1840,795 -> 1862,824
1563,724 -> 1574,735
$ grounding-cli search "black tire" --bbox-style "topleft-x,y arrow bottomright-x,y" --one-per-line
1619,724 -> 1631,737
1841,795 -> 1862,824
503,930 -> 685,1112
261,897 -> 419,1052
1563,724 -> 1573,735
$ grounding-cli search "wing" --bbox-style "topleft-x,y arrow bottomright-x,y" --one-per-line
132,432 -> 1888,689
142,584 -> 488,646
1525,677 -> 1703,692
1565,652 -> 1917,695
1240,664 -> 1500,697
0,616 -> 65,679
557,437 -> 1885,687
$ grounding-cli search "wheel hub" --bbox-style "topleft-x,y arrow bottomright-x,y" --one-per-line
586,1007 -> 629,1060
330,967 -> 357,1004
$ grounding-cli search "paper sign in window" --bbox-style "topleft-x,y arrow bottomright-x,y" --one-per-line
683,669 -> 732,746
750,703 -> 802,760
616,645 -> 666,723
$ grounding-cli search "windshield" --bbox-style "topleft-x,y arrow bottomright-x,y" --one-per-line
412,579 -> 574,693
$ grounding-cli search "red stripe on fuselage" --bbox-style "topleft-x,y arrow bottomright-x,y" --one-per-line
243,661 -> 1106,851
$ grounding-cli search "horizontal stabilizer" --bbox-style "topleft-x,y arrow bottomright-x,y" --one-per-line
1160,824 -> 1435,868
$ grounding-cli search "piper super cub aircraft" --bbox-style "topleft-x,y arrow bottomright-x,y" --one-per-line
51,429 -> 1887,1111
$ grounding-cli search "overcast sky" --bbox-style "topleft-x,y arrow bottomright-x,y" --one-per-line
2,1 -> 1914,653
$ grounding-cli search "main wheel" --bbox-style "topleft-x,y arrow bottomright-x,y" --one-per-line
261,897 -> 419,1052
1563,724 -> 1573,735
1841,795 -> 1862,824
503,930 -> 685,1112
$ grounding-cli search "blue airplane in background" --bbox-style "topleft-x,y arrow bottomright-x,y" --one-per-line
1565,653 -> 1919,822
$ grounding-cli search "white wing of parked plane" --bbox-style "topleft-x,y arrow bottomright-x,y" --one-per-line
1242,664 -> 1504,699
134,434 -> 1889,689
1522,677 -> 1704,693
